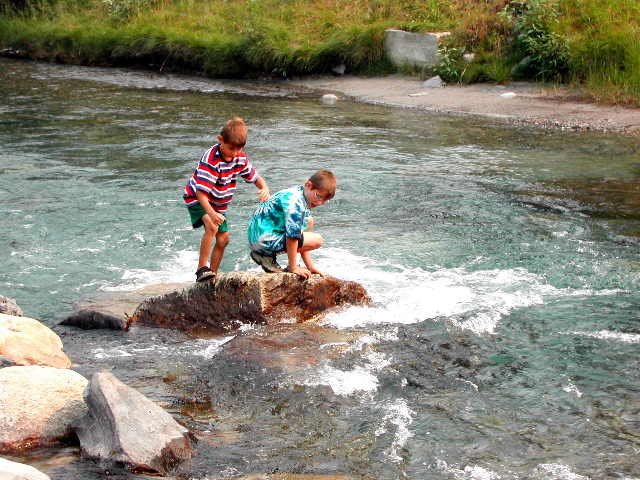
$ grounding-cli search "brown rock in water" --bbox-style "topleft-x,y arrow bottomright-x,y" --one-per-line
60,309 -> 131,331
131,272 -> 370,333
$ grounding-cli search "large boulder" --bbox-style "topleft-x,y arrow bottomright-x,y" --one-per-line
383,29 -> 449,68
74,371 -> 194,476
0,365 -> 88,452
0,457 -> 50,480
0,314 -> 71,369
131,272 -> 370,333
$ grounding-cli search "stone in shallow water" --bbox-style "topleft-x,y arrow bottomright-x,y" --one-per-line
73,371 -> 194,475
131,272 -> 371,333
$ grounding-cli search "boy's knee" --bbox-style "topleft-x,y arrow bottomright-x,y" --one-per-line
216,233 -> 230,248
306,232 -> 323,250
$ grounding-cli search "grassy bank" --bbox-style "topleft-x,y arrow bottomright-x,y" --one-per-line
1,0 -> 638,105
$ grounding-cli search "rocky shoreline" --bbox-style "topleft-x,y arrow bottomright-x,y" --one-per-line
285,75 -> 640,135
0,273 -> 370,479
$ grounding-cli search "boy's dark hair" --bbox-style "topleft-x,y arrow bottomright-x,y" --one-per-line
309,170 -> 336,200
220,117 -> 247,147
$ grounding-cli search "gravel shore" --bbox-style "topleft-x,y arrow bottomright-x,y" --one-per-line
288,75 -> 640,135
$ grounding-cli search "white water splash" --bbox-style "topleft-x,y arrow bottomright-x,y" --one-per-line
435,460 -> 500,480
102,249 -> 198,291
317,247 -> 552,334
375,399 -> 415,463
297,363 -> 380,395
535,463 -> 591,480
564,330 -> 640,344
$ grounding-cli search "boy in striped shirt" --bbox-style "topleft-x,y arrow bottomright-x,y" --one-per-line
184,117 -> 270,282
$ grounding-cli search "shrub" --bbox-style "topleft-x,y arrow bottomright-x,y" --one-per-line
499,0 -> 570,80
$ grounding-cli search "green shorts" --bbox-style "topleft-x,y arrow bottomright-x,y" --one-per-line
187,204 -> 228,232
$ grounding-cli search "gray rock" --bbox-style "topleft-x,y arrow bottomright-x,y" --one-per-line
0,457 -> 50,480
0,355 -> 16,368
383,29 -> 450,68
321,93 -> 339,104
74,371 -> 194,475
0,366 -> 88,451
0,295 -> 23,317
421,75 -> 443,88
60,309 -> 131,331
332,63 -> 346,76
131,271 -> 371,333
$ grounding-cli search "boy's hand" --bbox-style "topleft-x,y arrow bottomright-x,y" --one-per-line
257,187 -> 270,203
307,266 -> 325,278
289,265 -> 312,279
209,211 -> 226,226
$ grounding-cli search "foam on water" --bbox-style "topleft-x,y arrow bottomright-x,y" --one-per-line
434,461 -> 594,480
89,336 -> 235,360
317,248 -> 554,334
375,399 -> 415,463
296,362 -> 381,395
565,330 -> 640,344
101,249 -> 198,291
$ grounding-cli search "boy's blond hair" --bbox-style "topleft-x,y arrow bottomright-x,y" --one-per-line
220,117 -> 247,147
309,170 -> 336,200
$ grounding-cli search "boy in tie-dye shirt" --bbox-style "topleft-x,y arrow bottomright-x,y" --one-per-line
248,170 -> 336,279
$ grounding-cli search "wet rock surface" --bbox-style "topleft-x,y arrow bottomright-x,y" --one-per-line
74,371 -> 194,476
131,272 -> 371,333
0,366 -> 88,452
60,309 -> 131,331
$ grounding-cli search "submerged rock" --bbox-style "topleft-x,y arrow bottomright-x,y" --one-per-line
74,371 -> 194,476
60,309 -> 131,331
0,295 -> 23,317
236,475 -> 361,480
131,272 -> 370,333
0,365 -> 88,452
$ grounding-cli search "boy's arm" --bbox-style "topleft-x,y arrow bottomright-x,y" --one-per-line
195,190 -> 225,225
255,176 -> 270,202
300,251 -> 324,277
286,237 -> 311,279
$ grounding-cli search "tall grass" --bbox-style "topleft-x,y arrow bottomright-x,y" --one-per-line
0,0 -> 638,105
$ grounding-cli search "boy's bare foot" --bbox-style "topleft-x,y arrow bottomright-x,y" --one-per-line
250,251 -> 285,273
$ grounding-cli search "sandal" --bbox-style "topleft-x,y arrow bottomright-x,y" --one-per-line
195,266 -> 216,283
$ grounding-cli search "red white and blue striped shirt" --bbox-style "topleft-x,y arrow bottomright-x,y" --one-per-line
183,144 -> 258,214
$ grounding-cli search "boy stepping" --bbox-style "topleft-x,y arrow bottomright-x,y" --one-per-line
248,170 -> 336,279
183,117 -> 270,282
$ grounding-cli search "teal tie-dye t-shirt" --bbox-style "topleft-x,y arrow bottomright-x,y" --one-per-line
248,185 -> 309,254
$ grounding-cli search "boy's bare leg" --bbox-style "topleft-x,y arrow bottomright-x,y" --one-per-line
199,215 -> 219,269
209,231 -> 230,273
295,232 -> 325,277
298,232 -> 323,253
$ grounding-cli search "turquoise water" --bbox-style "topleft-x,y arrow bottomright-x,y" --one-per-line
1,58 -> 639,480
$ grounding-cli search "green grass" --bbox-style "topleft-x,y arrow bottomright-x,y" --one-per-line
1,0 -> 638,105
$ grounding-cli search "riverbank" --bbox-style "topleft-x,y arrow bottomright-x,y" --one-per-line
286,75 -> 640,135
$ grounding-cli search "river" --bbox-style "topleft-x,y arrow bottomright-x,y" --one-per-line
1,58 -> 639,480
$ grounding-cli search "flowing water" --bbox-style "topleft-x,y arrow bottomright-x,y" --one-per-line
1,58 -> 639,480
